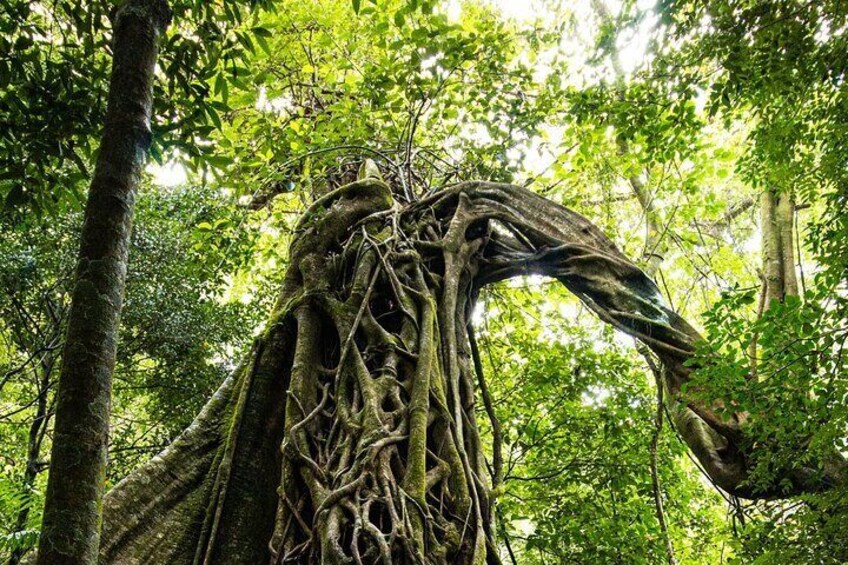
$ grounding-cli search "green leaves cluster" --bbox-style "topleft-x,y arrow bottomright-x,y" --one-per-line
0,0 -> 275,216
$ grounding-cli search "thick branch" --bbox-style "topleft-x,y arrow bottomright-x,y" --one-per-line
430,180 -> 844,498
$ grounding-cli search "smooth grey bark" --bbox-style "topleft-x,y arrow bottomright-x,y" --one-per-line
776,191 -> 799,297
760,187 -> 799,305
36,2 -> 171,563
750,188 -> 799,375
99,177 -> 845,564
761,189 -> 784,304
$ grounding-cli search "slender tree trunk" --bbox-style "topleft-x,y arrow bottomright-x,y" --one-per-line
776,191 -> 798,297
646,359 -> 677,565
759,187 -> 799,305
761,189 -> 784,304
36,2 -> 171,563
750,188 -> 799,373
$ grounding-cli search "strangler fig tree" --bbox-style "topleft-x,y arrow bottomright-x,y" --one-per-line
99,166 -> 846,564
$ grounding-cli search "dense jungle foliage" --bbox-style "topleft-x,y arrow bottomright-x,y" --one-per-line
1,0 -> 847,562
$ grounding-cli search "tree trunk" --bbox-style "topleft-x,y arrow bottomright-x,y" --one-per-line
36,2 -> 171,563
750,188 -> 799,374
99,173 -> 845,564
760,187 -> 798,305
776,191 -> 799,298
761,189 -> 784,304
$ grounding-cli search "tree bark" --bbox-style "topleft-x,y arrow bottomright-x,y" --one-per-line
98,175 -> 845,564
776,191 -> 798,297
760,187 -> 799,305
750,188 -> 799,373
36,2 -> 171,563
761,189 -> 784,304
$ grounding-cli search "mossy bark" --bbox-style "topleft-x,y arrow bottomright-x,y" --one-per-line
36,2 -> 171,564
100,177 -> 844,564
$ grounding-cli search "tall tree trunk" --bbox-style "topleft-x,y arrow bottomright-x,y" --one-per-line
761,189 -> 785,304
99,175 -> 845,564
750,188 -> 799,373
36,2 -> 171,563
776,191 -> 799,297
759,187 -> 799,305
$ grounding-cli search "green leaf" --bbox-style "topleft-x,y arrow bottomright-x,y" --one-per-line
220,79 -> 229,106
205,105 -> 222,130
255,33 -> 271,56
208,155 -> 233,168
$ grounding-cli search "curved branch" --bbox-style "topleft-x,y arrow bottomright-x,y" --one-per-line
433,180 -> 845,498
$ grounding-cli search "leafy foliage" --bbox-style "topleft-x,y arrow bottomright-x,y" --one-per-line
0,185 -> 258,560
476,284 -> 730,563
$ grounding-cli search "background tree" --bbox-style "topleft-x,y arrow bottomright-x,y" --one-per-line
35,1 -> 171,563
